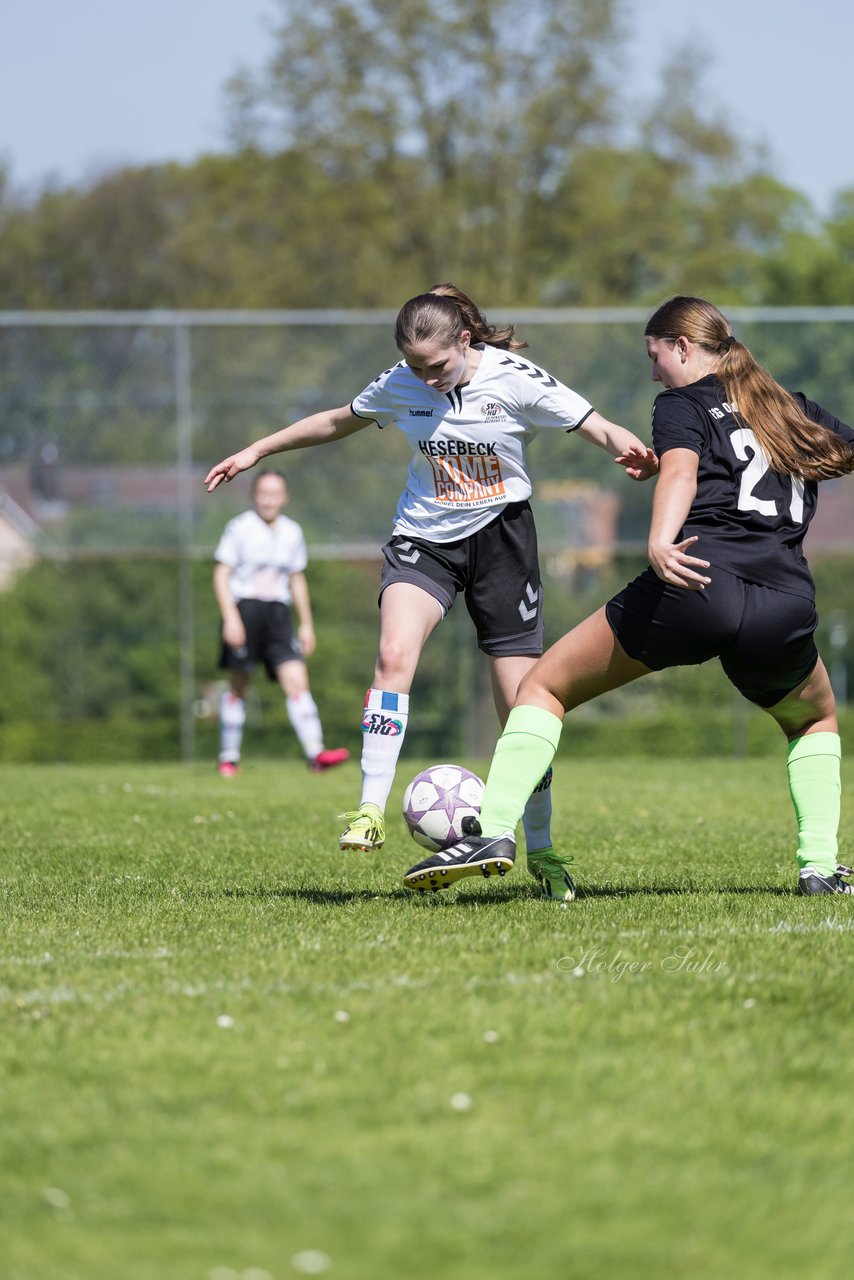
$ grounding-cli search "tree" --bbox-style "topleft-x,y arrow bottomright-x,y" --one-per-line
760,187 -> 854,304
527,45 -> 812,306
0,2 -> 844,310
226,0 -> 628,299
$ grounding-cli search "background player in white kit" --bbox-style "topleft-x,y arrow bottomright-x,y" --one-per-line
206,284 -> 656,898
213,468 -> 350,776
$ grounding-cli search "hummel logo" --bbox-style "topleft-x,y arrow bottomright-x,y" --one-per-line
498,355 -> 557,389
518,582 -> 539,622
397,541 -> 421,565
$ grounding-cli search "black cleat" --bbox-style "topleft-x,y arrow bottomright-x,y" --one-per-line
403,817 -> 516,893
798,864 -> 854,895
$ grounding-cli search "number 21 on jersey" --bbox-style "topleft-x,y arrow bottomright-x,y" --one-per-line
730,427 -> 805,524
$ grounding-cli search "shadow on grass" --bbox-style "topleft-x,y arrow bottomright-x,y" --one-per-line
223,881 -> 794,905
571,883 -> 792,898
223,885 -> 413,904
448,883 -> 793,904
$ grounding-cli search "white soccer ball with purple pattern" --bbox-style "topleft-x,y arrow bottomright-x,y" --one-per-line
402,764 -> 485,852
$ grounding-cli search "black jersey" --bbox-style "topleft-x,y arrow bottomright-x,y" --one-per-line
651,374 -> 854,598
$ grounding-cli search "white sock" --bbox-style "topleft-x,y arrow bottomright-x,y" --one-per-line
521,766 -> 553,853
286,691 -> 325,761
219,691 -> 245,763
359,688 -> 410,810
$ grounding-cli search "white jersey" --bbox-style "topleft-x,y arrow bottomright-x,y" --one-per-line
350,343 -> 594,541
214,509 -> 308,604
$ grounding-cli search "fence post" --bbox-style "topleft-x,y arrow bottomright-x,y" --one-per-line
175,323 -> 196,762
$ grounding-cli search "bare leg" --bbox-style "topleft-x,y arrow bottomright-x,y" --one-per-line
518,606 -> 653,715
763,657 -> 837,740
228,670 -> 251,699
275,658 -> 309,700
372,582 -> 444,693
470,609 -> 652,840
356,582 -> 445,813
488,654 -> 538,726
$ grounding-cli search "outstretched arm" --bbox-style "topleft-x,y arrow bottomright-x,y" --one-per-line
575,411 -> 658,481
205,405 -> 371,492
647,448 -> 711,590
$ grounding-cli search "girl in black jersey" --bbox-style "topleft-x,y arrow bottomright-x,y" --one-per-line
404,295 -> 854,898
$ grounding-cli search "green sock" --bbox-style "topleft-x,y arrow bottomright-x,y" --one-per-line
786,732 -> 841,874
478,706 -> 564,838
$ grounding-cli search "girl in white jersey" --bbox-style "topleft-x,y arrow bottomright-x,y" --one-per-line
205,284 -> 657,898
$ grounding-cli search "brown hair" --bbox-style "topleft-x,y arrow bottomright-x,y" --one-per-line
251,468 -> 288,494
645,295 -> 854,481
394,282 -> 527,353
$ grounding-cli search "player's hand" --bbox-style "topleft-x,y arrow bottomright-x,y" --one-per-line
648,536 -> 711,590
298,625 -> 316,658
615,444 -> 659,481
222,617 -> 247,648
205,447 -> 261,492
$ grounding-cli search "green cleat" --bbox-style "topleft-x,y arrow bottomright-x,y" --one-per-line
338,803 -> 386,852
526,846 -> 576,902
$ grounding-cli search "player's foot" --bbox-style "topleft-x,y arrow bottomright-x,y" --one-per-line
403,817 -> 516,893
526,846 -> 576,902
217,760 -> 240,778
798,864 -> 854,895
338,802 -> 385,851
310,747 -> 351,773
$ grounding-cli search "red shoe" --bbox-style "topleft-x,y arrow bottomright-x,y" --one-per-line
310,747 -> 350,773
217,760 -> 240,777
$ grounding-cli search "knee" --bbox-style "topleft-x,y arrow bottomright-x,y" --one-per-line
281,672 -> 308,699
773,694 -> 838,740
375,637 -> 414,684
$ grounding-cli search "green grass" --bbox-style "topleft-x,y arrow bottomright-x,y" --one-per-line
2,757 -> 853,1280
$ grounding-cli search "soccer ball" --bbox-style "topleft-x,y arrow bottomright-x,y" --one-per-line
402,764 -> 485,852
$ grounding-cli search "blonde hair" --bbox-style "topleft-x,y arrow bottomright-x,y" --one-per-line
645,295 -> 854,481
394,283 -> 527,353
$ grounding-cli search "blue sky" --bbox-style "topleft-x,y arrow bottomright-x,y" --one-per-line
2,0 -> 852,216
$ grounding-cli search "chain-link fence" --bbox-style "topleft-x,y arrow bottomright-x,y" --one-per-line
2,308 -> 854,761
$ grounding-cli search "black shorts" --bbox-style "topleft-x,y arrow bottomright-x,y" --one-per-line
219,599 -> 303,680
379,501 -> 544,657
605,566 -> 818,707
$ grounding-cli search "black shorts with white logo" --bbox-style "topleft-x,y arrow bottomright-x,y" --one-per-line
219,598 -> 303,680
605,565 -> 818,707
379,500 -> 544,657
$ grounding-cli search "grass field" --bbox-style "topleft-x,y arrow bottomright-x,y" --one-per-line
2,757 -> 853,1280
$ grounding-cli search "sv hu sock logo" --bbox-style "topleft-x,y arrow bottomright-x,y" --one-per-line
361,712 -> 404,736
